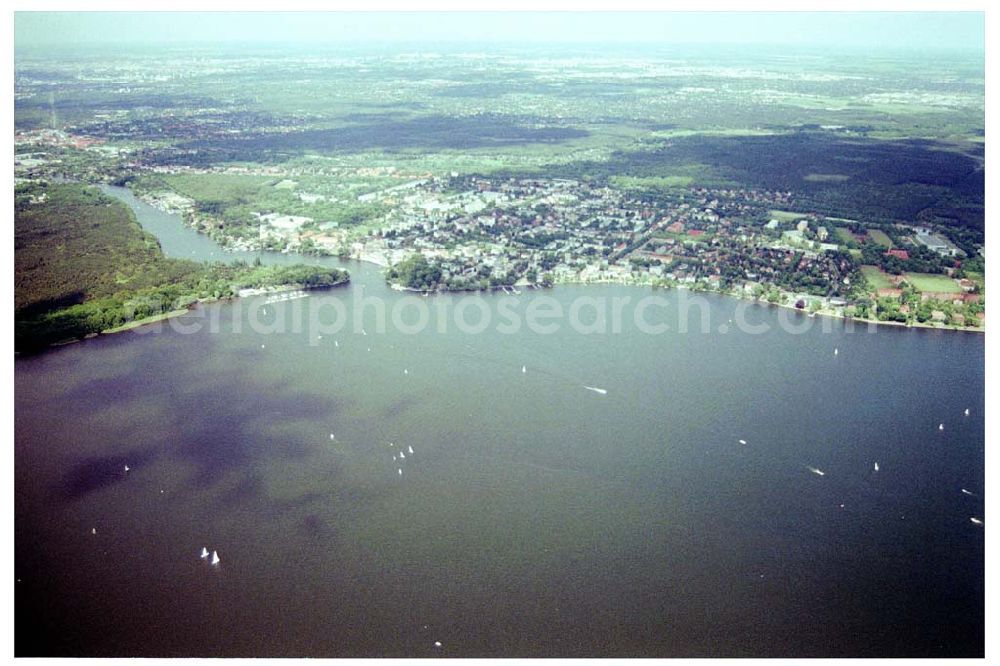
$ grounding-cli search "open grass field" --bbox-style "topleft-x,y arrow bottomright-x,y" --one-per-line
803,173 -> 850,182
769,210 -> 808,222
611,175 -> 694,189
867,229 -> 894,247
834,227 -> 858,244
160,173 -> 276,204
861,265 -> 895,290
904,272 -> 962,293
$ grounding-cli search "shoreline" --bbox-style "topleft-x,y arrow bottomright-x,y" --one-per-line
115,181 -> 987,336
16,279 -> 352,356
366,253 -> 984,334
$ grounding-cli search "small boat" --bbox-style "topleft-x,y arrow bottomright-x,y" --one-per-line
807,466 -> 825,477
393,454 -> 397,461
965,408 -> 970,416
970,517 -> 983,526
329,433 -> 335,440
834,348 -> 839,356
124,464 -> 130,472
584,386 -> 608,395
522,365 -> 527,374
738,439 -> 747,445
211,551 -> 220,565
334,340 -> 339,348
398,468 -> 403,476
404,369 -> 409,375
91,528 -> 97,535
434,641 -> 442,648
408,445 -> 414,454
261,344 -> 266,349
200,547 -> 209,559
874,462 -> 879,472
400,452 -> 405,460
961,488 -> 975,496
939,423 -> 945,431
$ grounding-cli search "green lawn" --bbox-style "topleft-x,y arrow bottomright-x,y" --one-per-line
867,229 -> 893,248
611,175 -> 694,189
904,272 -> 962,294
834,227 -> 858,244
861,265 -> 894,290
768,210 -> 807,222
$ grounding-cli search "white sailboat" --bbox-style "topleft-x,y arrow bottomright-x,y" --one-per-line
210,551 -> 220,565
522,365 -> 527,374
124,464 -> 130,473
200,547 -> 209,559
408,445 -> 414,454
939,423 -> 945,431
965,408 -> 970,416
738,439 -> 747,445
874,462 -> 879,472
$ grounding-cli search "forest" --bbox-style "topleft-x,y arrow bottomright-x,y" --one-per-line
14,183 -> 349,352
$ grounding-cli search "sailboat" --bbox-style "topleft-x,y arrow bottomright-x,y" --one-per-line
408,445 -> 414,454
200,547 -> 209,559
124,464 -> 130,473
939,423 -> 945,431
211,551 -> 220,565
965,408 -> 970,416
522,365 -> 527,374
874,462 -> 879,472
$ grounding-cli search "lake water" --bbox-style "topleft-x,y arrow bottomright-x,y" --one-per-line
14,186 -> 985,657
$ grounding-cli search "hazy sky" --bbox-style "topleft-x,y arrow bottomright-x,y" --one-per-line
14,11 -> 985,51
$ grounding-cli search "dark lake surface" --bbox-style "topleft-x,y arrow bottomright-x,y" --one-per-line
14,186 -> 984,657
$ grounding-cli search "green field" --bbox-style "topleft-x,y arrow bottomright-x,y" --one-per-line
768,210 -> 808,222
611,175 -> 694,189
861,265 -> 895,290
867,229 -> 894,248
834,227 -> 858,244
803,173 -> 850,182
904,272 -> 962,293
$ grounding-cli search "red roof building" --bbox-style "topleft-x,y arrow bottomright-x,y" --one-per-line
885,249 -> 909,260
